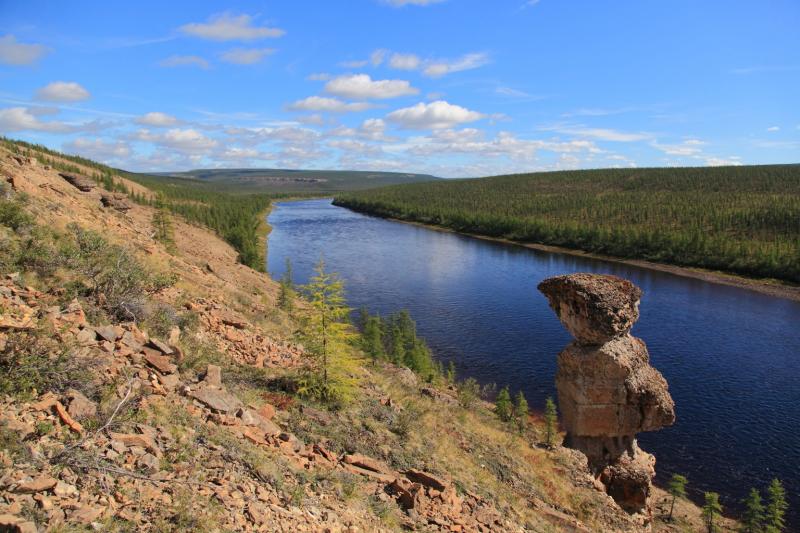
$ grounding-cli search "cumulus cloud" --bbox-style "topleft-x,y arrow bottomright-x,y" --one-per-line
135,128 -> 218,154
386,100 -> 484,129
63,137 -> 132,161
0,107 -> 106,133
389,53 -> 421,70
159,55 -> 210,69
180,13 -> 284,41
0,35 -> 49,65
329,118 -> 394,141
766,126 -> 780,132
423,52 -> 489,77
220,47 -> 275,65
288,96 -> 374,113
135,112 -> 181,127
324,74 -> 418,100
35,81 -> 90,102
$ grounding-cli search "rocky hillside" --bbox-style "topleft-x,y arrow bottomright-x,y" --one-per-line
0,144 -> 736,532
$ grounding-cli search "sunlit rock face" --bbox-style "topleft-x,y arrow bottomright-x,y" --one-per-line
538,273 -> 675,517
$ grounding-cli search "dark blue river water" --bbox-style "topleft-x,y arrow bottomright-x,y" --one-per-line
267,198 -> 800,525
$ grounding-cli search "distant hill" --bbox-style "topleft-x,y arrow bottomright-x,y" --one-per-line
154,168 -> 440,193
335,164 -> 800,282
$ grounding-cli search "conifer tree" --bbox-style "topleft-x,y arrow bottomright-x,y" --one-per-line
543,396 -> 558,448
300,260 -> 358,405
765,479 -> 788,533
702,492 -> 723,533
513,390 -> 529,432
361,314 -> 384,363
446,360 -> 456,384
667,473 -> 688,521
741,487 -> 765,533
278,258 -> 295,312
494,386 -> 513,422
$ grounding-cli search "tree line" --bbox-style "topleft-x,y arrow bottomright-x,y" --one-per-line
334,165 -> 800,282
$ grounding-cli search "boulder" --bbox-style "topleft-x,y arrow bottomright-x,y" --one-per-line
65,389 -> 97,420
59,173 -> 95,192
189,387 -> 243,415
100,192 -> 132,212
538,273 -> 641,345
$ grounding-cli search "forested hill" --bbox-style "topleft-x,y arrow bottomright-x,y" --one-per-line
155,168 -> 439,193
333,165 -> 800,283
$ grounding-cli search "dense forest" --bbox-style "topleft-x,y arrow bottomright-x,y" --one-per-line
334,165 -> 800,283
1,137 -> 295,270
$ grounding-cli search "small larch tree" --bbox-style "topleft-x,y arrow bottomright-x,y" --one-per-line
513,390 -> 529,430
702,492 -> 723,533
741,487 -> 765,533
278,258 -> 295,313
300,259 -> 358,405
494,386 -> 513,422
765,478 -> 788,533
667,473 -> 688,521
543,396 -> 558,448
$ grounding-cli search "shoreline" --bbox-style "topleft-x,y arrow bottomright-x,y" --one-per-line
336,204 -> 800,302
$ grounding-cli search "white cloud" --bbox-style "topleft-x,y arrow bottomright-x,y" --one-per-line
180,13 -> 284,41
135,112 -> 181,127
0,35 -> 49,65
370,49 -> 388,66
220,47 -> 275,65
288,96 -> 374,113
159,55 -> 210,69
766,126 -> 780,132
329,118 -> 394,141
63,137 -> 131,161
35,81 -> 90,102
0,107 -> 107,133
339,59 -> 368,68
218,147 -> 265,160
0,107 -> 68,132
389,53 -> 421,70
307,72 -> 331,81
423,52 -> 489,77
135,128 -> 218,154
651,139 -> 705,156
705,156 -> 743,167
329,139 -> 382,155
386,100 -> 485,129
325,74 -> 418,100
382,0 -> 446,5
545,125 -> 650,142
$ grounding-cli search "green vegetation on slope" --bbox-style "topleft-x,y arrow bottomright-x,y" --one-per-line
334,165 -> 800,282
1,137 -> 288,271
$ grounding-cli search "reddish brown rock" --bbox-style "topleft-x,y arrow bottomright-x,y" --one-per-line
59,173 -> 95,192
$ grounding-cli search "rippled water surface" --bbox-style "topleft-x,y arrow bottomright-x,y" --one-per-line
267,198 -> 800,524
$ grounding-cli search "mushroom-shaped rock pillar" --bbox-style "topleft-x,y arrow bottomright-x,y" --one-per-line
538,273 -> 675,517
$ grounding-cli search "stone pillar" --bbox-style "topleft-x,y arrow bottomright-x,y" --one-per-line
538,273 -> 675,517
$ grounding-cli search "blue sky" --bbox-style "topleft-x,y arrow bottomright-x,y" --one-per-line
1,0 -> 798,177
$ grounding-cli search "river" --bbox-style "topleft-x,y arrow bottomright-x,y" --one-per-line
267,198 -> 800,525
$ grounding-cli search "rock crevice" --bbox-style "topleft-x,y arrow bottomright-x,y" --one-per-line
538,273 -> 675,517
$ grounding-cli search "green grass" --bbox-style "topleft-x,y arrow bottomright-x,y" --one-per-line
333,165 -> 800,282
